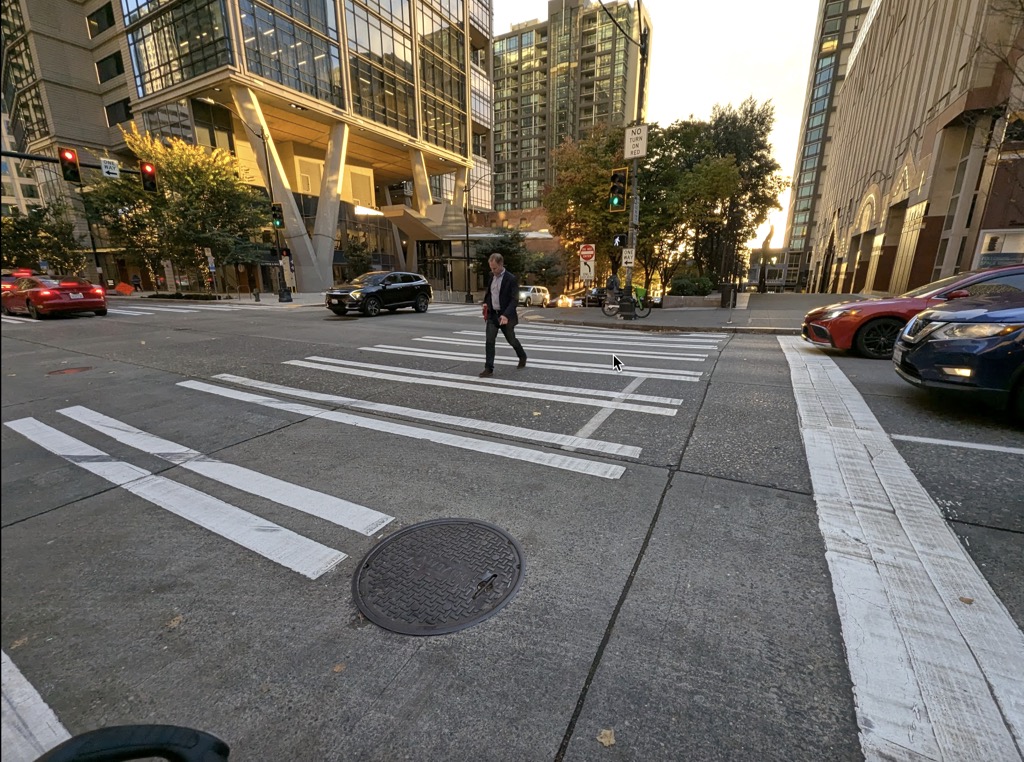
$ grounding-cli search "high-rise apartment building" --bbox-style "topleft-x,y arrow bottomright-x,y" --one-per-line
0,0 -> 494,293
782,0 -> 1023,295
492,0 -> 651,212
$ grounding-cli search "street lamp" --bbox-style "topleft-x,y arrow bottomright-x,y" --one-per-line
198,96 -> 291,302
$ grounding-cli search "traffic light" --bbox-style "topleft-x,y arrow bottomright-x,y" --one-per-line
271,202 -> 285,229
58,147 -> 81,183
608,167 -> 627,212
139,161 -> 158,193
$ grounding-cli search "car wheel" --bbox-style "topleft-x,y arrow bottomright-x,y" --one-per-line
414,293 -> 429,313
330,307 -> 348,316
854,318 -> 904,359
524,298 -> 532,307
28,301 -> 42,320
362,296 -> 382,317
94,308 -> 107,316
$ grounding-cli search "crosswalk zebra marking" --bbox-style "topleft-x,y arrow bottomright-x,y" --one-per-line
107,308 -> 155,316
1,316 -> 36,324
177,380 -> 627,479
4,418 -> 347,579
1,650 -> 71,760
57,406 -> 394,536
476,329 -> 723,349
212,373 -> 643,458
287,358 -> 678,415
413,335 -> 711,361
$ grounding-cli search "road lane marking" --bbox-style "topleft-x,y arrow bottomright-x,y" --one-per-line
1,316 -> 36,324
466,329 -> 722,348
178,380 -> 626,479
892,434 -> 1024,456
212,373 -> 643,458
573,376 -> 647,445
120,305 -> 199,313
413,336 -> 710,361
106,308 -> 155,316
363,346 -> 704,379
4,418 -> 347,579
306,357 -> 687,404
57,406 -> 394,536
287,359 -> 677,415
779,336 -> 1024,761
2,650 -> 71,761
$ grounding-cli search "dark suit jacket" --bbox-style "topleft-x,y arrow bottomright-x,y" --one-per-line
483,269 -> 520,326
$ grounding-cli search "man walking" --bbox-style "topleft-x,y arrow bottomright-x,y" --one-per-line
480,253 -> 527,377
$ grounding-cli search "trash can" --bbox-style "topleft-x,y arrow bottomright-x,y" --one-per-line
719,283 -> 735,308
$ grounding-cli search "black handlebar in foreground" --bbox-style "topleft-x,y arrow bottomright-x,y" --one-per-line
35,725 -> 229,762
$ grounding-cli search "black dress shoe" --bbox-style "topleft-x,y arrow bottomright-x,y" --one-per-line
517,358 -> 527,369
479,369 -> 493,377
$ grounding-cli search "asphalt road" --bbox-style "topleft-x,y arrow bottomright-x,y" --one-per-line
2,302 -> 1021,761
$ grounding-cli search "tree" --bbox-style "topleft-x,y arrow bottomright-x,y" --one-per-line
523,251 -> 565,289
474,229 -> 528,277
344,239 -> 372,278
0,202 -> 86,274
85,125 -> 271,284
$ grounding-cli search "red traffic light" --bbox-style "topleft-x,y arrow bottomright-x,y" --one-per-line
61,149 -> 76,161
139,161 -> 158,193
57,146 -> 81,183
141,162 -> 154,173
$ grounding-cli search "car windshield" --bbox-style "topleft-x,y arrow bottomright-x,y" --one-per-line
36,279 -> 61,287
899,270 -> 982,298
347,272 -> 387,287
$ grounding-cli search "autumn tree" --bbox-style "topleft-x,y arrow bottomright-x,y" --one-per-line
0,202 -> 86,274
473,228 -> 529,278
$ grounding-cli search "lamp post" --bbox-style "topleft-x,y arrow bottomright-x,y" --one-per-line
199,96 -> 290,302
462,173 -> 491,303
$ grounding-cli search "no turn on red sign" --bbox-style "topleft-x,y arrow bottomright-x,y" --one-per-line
579,244 -> 596,261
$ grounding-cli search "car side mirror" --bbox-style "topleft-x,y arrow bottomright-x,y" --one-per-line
946,289 -> 971,299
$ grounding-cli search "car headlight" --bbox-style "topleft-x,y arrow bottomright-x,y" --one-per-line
349,290 -> 363,299
821,308 -> 859,320
932,322 -> 1023,340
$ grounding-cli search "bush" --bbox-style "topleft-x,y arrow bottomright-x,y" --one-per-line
669,275 -> 714,296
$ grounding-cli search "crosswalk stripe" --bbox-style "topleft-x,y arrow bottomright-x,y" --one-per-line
2,650 -> 71,759
427,304 -> 482,314
177,380 -> 626,479
305,357 -> 686,404
363,346 -> 703,380
4,418 -> 347,579
107,308 -> 155,316
123,305 -> 199,313
779,336 -> 1024,759
488,329 -> 722,347
415,336 -> 710,360
212,373 -> 644,458
1,316 -> 36,324
288,359 -> 678,416
58,406 -> 394,536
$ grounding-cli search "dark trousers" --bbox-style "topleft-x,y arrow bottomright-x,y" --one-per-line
485,319 -> 526,370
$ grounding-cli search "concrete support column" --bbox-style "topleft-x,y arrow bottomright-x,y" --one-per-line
406,238 -> 418,272
452,165 -> 469,210
230,86 -> 326,293
312,122 -> 350,287
408,149 -> 432,216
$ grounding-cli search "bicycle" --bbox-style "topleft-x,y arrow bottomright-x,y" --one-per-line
600,286 -> 652,318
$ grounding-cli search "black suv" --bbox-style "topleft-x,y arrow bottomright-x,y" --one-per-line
580,287 -> 607,307
325,271 -> 432,316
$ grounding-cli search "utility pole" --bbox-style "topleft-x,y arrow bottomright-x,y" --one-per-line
618,13 -> 649,320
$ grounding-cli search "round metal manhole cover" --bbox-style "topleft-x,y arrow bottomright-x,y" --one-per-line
352,518 -> 525,636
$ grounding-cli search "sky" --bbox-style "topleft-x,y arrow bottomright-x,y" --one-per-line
491,0 -> 822,248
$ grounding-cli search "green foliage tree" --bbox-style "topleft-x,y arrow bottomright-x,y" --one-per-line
344,239 -> 372,278
85,125 -> 271,285
473,228 -> 528,277
0,202 -> 86,274
523,251 -> 565,289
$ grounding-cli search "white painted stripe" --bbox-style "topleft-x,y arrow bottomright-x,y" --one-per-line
3,418 -> 346,579
363,346 -> 704,379
171,305 -> 242,311
287,359 -> 677,416
470,329 -> 722,347
573,377 -> 646,445
106,308 -> 154,316
892,433 -> 1024,456
413,336 -> 710,360
213,374 -> 642,458
2,650 -> 71,761
57,406 -> 394,536
177,381 -> 626,479
1,316 -> 36,324
127,305 -> 198,313
307,357 -> 687,404
779,336 -> 1024,761
530,324 -> 728,340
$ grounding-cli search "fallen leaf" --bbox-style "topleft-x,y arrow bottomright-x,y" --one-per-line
332,663 -> 347,674
959,596 -> 974,605
597,729 -> 615,747
166,615 -> 184,629
10,636 -> 28,650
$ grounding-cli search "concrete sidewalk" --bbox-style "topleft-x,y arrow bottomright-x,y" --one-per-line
110,290 -> 852,334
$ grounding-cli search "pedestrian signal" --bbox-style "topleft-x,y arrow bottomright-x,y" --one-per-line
58,147 -> 81,183
139,161 -> 158,193
609,168 -> 627,212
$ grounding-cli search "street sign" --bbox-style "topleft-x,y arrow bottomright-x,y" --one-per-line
621,247 -> 636,268
580,258 -> 594,281
612,233 -> 628,247
624,125 -> 648,159
579,243 -> 595,261
100,158 -> 120,179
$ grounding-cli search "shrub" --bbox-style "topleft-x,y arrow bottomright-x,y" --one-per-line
669,275 -> 714,296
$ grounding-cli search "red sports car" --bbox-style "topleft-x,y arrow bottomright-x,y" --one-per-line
1,275 -> 107,319
801,264 -> 1024,359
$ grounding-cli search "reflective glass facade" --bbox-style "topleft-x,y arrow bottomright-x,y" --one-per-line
418,0 -> 466,153
346,0 -> 417,133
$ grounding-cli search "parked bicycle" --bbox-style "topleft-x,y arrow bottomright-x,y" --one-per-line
601,285 -> 652,318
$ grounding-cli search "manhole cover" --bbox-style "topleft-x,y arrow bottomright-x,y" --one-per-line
47,367 -> 92,376
352,518 -> 525,636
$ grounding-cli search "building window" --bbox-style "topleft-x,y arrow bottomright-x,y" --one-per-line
96,51 -> 125,83
88,3 -> 116,37
191,99 -> 236,153
105,98 -> 133,125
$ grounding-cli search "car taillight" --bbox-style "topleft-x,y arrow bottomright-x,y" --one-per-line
92,287 -> 105,295
38,289 -> 53,296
